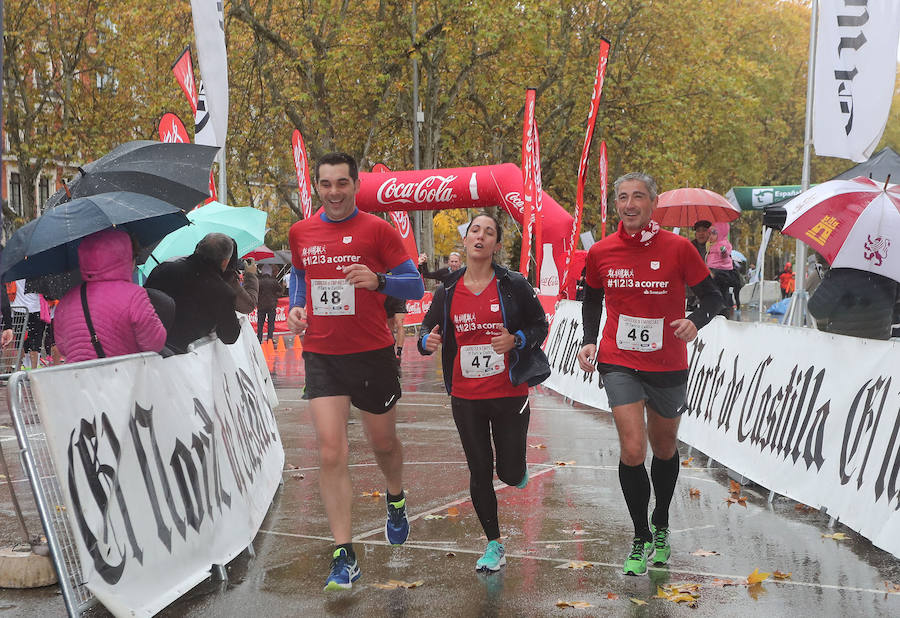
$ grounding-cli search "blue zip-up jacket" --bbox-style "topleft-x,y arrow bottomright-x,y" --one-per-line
417,263 -> 551,395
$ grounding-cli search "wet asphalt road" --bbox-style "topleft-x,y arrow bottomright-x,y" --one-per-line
2,338 -> 900,617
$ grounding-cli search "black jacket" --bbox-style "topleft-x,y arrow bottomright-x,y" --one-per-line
417,264 -> 551,394
808,268 -> 899,340
145,254 -> 241,352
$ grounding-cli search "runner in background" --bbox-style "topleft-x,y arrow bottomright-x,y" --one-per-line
576,172 -> 723,576
384,295 -> 408,359
418,212 -> 550,573
287,152 -> 425,591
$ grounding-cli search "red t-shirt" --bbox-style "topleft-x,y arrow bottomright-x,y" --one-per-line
585,222 -> 710,371
289,210 -> 409,355
450,278 -> 528,400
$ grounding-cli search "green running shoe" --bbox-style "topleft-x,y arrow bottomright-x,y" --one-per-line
622,537 -> 653,576
475,540 -> 506,572
651,524 -> 671,564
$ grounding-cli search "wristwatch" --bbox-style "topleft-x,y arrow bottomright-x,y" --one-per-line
513,333 -> 524,349
376,273 -> 387,291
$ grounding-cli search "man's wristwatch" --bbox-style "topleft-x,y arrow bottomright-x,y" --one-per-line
513,333 -> 524,349
376,273 -> 387,291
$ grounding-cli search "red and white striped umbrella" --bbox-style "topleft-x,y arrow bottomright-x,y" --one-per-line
782,176 -> 900,280
652,188 -> 741,227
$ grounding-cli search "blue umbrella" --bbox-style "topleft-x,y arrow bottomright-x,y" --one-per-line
0,192 -> 189,281
732,249 -> 748,263
138,202 -> 267,276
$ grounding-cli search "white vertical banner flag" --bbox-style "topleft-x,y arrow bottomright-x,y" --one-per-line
813,0 -> 900,162
190,0 -> 228,148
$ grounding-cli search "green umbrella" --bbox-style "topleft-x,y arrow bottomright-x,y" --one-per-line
138,201 -> 267,276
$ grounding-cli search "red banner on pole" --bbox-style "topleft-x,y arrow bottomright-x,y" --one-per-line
533,122 -> 544,275
599,140 -> 608,238
520,88 -> 537,276
374,163 -> 420,262
171,47 -> 198,115
562,38 -> 610,292
158,112 -> 190,144
291,129 -> 314,220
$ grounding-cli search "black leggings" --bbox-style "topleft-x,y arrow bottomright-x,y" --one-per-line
257,307 -> 276,341
451,395 -> 530,540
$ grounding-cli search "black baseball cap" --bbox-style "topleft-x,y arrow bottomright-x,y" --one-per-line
693,220 -> 712,230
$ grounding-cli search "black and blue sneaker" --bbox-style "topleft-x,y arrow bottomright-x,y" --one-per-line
323,547 -> 361,591
385,493 -> 410,545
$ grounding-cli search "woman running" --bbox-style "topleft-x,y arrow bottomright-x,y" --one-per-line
417,212 -> 550,573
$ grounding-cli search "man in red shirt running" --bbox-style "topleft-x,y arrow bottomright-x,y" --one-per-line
287,152 -> 425,591
576,172 -> 723,576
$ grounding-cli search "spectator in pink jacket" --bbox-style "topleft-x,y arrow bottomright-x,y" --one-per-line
55,228 -> 167,363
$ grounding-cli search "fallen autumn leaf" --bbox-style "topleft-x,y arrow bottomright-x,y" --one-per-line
529,443 -> 546,449
689,487 -> 701,498
822,532 -> 849,541
691,549 -> 719,557
423,514 -> 446,520
371,579 -> 424,590
446,507 -> 460,517
729,479 -> 742,494
606,592 -> 619,600
747,568 -> 771,584
629,598 -> 648,606
773,571 -> 792,580
681,456 -> 694,467
361,490 -> 383,497
564,561 -> 594,569
555,460 -> 576,466
555,600 -> 593,609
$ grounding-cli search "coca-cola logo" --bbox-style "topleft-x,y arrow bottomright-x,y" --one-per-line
377,175 -> 458,205
504,191 -> 525,213
540,275 -> 559,287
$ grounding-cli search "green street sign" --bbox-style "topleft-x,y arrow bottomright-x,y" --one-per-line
725,185 -> 807,211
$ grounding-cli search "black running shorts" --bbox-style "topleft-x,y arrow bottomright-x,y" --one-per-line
302,346 -> 401,414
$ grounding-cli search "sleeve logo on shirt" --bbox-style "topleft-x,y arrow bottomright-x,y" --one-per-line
650,261 -> 660,270
343,236 -> 353,244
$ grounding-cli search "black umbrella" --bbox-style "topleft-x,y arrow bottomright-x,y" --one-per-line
0,192 -> 189,281
44,140 -> 219,213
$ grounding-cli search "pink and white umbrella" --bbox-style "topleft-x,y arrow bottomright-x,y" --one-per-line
652,188 -> 741,227
782,176 -> 900,280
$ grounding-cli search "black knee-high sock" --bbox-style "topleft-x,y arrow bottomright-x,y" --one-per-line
619,461 -> 651,541
650,453 -> 680,529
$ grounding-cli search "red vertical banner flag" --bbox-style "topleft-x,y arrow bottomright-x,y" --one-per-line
373,163 -> 421,262
519,88 -> 537,276
171,47 -> 198,115
562,37 -> 610,291
158,113 -> 191,144
533,123 -> 544,275
291,129 -> 314,220
599,140 -> 608,238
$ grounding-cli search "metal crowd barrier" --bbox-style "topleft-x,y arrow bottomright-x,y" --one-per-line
1,311 -> 29,377
4,359 -> 152,615
4,338 -> 259,616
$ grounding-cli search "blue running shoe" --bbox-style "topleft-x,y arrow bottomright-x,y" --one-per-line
323,547 -> 360,591
515,467 -> 529,489
475,540 -> 506,572
385,493 -> 410,545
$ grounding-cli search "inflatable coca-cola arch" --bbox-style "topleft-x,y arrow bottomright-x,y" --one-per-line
356,163 -> 574,284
